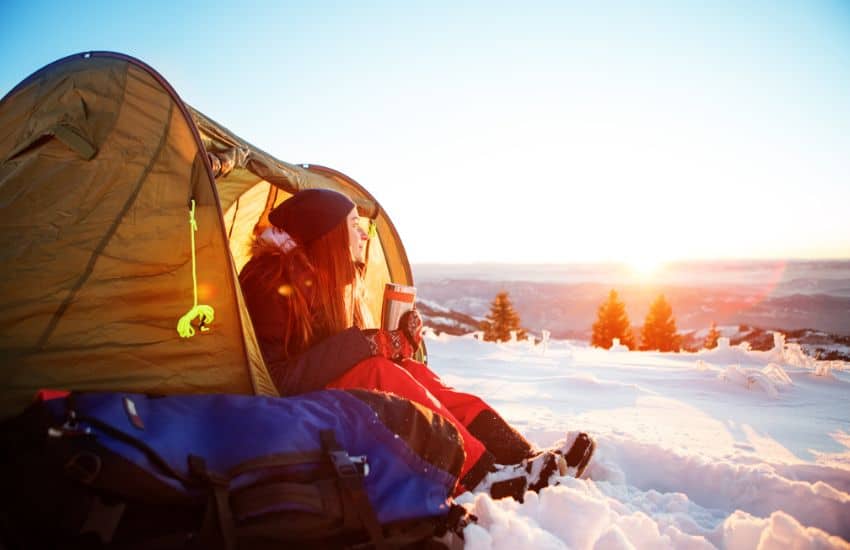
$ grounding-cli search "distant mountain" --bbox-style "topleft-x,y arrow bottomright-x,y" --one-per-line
416,279 -> 850,338
417,299 -> 480,335
414,275 -> 850,361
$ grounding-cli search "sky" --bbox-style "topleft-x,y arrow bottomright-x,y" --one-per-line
2,1 -> 850,265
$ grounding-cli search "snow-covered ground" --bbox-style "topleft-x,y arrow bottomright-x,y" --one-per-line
423,331 -> 850,549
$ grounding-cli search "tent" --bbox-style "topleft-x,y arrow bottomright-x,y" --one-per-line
0,51 -> 414,420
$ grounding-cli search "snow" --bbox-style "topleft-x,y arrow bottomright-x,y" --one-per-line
419,298 -> 453,313
427,315 -> 467,328
423,331 -> 850,549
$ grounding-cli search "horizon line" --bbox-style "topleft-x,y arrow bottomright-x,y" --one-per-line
411,257 -> 850,267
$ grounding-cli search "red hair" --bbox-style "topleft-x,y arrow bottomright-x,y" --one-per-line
241,218 -> 365,360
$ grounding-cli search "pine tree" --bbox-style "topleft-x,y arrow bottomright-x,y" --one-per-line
640,294 -> 681,352
591,289 -> 635,349
480,291 -> 527,342
704,321 -> 721,350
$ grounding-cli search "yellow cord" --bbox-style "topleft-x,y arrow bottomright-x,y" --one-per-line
177,200 -> 215,338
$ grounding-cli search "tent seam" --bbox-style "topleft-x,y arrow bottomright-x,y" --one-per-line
98,62 -> 130,153
34,102 -> 174,350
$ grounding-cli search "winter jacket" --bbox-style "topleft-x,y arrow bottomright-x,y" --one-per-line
239,252 -> 372,396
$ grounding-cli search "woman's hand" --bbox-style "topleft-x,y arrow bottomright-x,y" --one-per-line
399,308 -> 423,347
362,309 -> 422,362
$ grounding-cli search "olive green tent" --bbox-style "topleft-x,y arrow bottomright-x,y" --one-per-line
0,52 -> 413,419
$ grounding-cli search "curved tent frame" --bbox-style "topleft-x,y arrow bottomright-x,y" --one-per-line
190,107 -> 414,288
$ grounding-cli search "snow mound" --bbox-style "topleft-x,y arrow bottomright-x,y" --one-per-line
717,363 -> 793,398
461,483 -> 850,549
699,334 -> 847,377
723,510 -> 850,550
590,434 -> 850,540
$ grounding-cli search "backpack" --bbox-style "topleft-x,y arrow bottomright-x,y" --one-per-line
0,388 -> 472,549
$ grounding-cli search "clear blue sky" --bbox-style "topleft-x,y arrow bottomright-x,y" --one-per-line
3,1 -> 849,264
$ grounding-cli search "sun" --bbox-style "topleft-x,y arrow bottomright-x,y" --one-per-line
627,257 -> 665,278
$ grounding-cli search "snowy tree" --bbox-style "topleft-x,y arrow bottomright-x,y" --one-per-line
591,289 -> 635,350
704,321 -> 721,349
480,291 -> 526,342
640,294 -> 681,352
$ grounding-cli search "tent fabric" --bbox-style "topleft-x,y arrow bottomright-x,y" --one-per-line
0,52 -> 413,420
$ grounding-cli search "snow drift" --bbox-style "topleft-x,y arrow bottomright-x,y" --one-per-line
424,332 -> 850,549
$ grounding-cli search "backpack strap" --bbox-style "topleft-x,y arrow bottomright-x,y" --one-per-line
189,455 -> 236,550
78,494 -> 126,544
320,430 -> 387,550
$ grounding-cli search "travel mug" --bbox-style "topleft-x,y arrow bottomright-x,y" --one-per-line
381,283 -> 417,331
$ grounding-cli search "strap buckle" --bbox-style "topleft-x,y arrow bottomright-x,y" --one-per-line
327,450 -> 360,481
320,431 -> 369,478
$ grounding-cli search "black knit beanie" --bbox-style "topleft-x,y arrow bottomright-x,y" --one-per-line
268,189 -> 356,245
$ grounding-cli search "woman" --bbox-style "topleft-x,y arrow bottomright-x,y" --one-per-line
239,188 -> 593,498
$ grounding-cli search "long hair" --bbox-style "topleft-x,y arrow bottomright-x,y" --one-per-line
241,219 -> 366,360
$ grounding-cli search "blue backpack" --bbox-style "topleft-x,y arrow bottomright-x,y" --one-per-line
0,389 -> 471,549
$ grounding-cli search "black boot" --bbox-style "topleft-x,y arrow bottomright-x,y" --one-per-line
558,432 -> 595,479
475,450 -> 566,502
473,433 -> 595,502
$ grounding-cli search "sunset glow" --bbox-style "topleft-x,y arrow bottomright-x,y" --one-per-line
627,258 -> 666,279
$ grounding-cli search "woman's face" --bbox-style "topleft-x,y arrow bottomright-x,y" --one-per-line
347,207 -> 368,263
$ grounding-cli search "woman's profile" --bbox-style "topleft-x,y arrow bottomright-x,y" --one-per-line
238,188 -> 594,498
